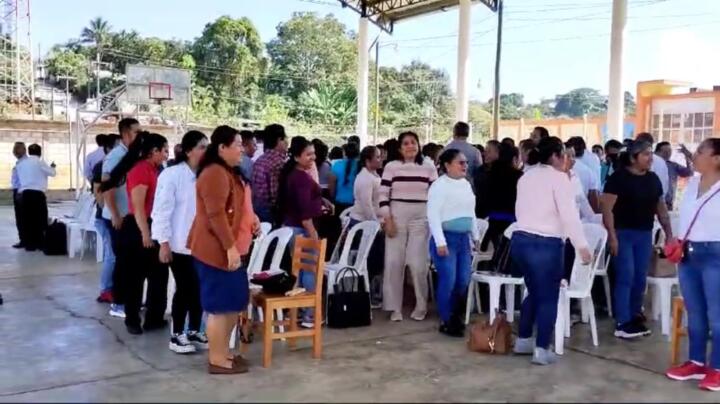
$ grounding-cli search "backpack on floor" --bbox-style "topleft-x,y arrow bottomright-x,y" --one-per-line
43,220 -> 67,256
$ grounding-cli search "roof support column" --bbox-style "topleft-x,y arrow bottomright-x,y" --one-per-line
456,0 -> 472,138
607,0 -> 627,141
356,15 -> 370,146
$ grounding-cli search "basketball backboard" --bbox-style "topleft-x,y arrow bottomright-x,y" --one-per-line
126,64 -> 191,106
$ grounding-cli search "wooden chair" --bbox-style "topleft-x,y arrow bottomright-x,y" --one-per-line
670,296 -> 687,366
253,236 -> 327,368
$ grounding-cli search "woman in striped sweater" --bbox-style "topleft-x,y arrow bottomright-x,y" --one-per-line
380,131 -> 438,322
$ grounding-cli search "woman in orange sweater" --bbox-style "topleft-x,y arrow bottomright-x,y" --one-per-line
187,125 -> 260,375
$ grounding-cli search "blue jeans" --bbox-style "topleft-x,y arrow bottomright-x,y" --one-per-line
512,231 -> 565,349
430,232 -> 472,323
679,242 -> 720,369
95,217 -> 116,292
287,226 -> 317,321
613,229 -> 653,325
255,204 -> 274,226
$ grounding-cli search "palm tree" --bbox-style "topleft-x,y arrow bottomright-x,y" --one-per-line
81,17 -> 112,55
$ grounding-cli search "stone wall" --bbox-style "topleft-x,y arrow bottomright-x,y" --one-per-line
0,119 -> 213,190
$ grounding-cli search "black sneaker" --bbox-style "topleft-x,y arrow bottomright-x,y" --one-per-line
126,324 -> 143,335
632,314 -> 652,336
614,322 -> 645,339
169,334 -> 197,354
187,331 -> 209,350
439,322 -> 464,338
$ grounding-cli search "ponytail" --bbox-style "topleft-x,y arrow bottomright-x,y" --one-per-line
101,131 -> 167,192
342,141 -> 360,185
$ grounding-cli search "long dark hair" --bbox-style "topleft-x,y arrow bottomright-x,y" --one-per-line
174,130 -> 207,165
197,125 -> 240,178
342,141 -> 360,185
396,131 -> 424,165
360,145 -> 378,170
312,138 -> 329,170
536,136 -> 565,165
437,149 -> 462,175
100,131 -> 167,192
277,136 -> 313,222
383,138 -> 400,163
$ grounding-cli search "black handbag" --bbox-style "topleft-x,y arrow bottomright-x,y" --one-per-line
250,272 -> 297,295
327,267 -> 371,329
490,235 -> 519,277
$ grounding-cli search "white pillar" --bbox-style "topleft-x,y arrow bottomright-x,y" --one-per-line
455,0 -> 471,125
356,17 -> 370,146
606,0 -> 627,141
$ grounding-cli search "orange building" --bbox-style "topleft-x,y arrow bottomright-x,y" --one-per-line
635,80 -> 720,147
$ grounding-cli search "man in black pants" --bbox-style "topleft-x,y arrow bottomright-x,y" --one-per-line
15,144 -> 56,251
11,142 -> 27,249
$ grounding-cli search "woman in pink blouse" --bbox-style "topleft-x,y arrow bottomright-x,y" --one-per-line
512,136 -> 591,366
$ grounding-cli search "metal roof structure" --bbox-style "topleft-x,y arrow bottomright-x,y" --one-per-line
338,0 -> 497,33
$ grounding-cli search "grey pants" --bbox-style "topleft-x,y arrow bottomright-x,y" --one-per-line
382,202 -> 429,313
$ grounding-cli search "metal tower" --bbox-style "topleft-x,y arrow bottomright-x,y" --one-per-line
0,0 -> 33,115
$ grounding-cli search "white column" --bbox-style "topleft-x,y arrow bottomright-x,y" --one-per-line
606,0 -> 627,141
356,17 -> 370,146
455,0 -> 471,125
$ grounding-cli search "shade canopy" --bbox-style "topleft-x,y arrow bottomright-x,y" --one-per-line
338,0 -> 497,33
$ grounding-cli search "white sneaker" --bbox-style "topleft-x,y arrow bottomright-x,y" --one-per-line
109,305 -> 125,319
410,308 -> 427,321
169,334 -> 197,354
390,311 -> 403,322
186,331 -> 208,350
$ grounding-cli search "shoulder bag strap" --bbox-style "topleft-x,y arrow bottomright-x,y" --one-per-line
683,185 -> 720,240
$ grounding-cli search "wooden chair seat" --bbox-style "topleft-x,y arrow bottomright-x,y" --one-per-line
248,236 -> 327,368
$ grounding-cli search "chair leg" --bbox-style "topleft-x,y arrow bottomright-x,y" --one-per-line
660,283 -> 672,338
652,284 -> 661,321
474,282 -> 482,315
554,295 -> 565,355
564,295 -> 571,338
670,298 -> 683,366
489,282 -> 500,323
505,284 -> 516,323
288,308 -> 298,350
312,306 -> 322,360
465,280 -> 474,325
263,305 -> 274,368
276,309 -> 285,335
603,275 -> 613,317
587,298 -> 599,347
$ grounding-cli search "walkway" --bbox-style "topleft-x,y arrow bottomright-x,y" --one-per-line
0,204 -> 712,402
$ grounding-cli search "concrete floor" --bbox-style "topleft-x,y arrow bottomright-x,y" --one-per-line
0,203 -> 714,402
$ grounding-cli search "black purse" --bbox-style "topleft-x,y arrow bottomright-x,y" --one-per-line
327,267 -> 371,329
250,272 -> 297,295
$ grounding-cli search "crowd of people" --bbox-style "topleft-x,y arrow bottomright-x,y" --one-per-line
8,117 -> 720,387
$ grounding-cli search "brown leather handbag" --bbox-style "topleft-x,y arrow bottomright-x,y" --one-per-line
468,311 -> 513,354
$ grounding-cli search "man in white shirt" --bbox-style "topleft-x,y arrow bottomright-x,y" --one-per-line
11,142 -> 26,248
566,137 -> 601,212
83,134 -> 106,183
637,132 -> 669,199
16,143 -> 56,251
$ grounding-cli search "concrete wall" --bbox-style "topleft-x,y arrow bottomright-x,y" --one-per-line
0,119 -> 213,190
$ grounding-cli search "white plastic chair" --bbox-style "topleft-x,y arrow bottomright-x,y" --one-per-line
647,215 -> 680,338
329,208 -> 355,264
554,223 -> 608,355
246,222 -> 273,271
230,227 -> 294,348
593,251 -> 613,317
324,220 -> 381,321
470,218 -> 492,270
62,193 -> 101,261
465,223 -> 524,324
338,207 -> 352,229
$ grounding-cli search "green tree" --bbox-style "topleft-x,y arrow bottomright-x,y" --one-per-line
266,12 -> 356,101
192,16 -> 266,118
81,17 -> 112,59
468,101 -> 492,141
554,88 -> 607,117
45,48 -> 90,93
297,83 -> 356,128
624,91 -> 636,115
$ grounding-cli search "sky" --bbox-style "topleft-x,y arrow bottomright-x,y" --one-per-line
30,0 -> 720,103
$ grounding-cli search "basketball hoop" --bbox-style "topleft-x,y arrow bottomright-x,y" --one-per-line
148,82 -> 172,104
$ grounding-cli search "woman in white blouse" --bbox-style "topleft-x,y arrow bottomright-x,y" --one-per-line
427,149 -> 479,337
151,131 -> 208,354
666,138 -> 720,391
348,145 -> 384,307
